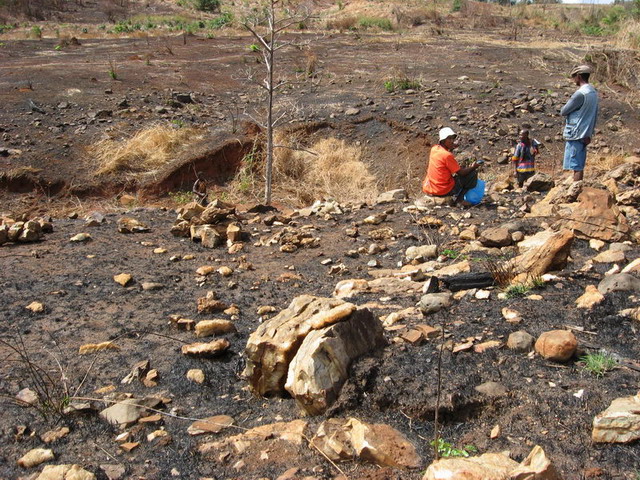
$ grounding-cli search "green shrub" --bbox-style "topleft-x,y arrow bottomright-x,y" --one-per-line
30,25 -> 42,39
358,16 -> 393,31
207,11 -> 233,29
0,24 -> 16,34
431,438 -> 478,458
384,76 -> 421,93
181,0 -> 220,12
452,0 -> 463,13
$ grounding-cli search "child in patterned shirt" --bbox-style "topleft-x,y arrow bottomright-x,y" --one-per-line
512,128 -> 539,188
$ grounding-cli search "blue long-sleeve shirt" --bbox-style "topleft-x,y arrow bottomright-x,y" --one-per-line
561,84 -> 599,141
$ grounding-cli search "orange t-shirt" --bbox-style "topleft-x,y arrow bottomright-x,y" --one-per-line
422,144 -> 460,196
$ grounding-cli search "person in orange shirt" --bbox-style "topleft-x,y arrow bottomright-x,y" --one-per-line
422,127 -> 483,205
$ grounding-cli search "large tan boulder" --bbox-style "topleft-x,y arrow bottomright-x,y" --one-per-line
534,330 -> 577,362
554,188 -> 629,242
423,452 -> 519,480
285,310 -> 386,415
592,392 -> 640,443
243,295 -> 357,396
510,229 -> 574,283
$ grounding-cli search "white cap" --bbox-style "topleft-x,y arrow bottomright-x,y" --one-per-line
439,127 -> 456,142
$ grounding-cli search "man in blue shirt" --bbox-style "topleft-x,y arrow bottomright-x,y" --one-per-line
561,64 -> 599,182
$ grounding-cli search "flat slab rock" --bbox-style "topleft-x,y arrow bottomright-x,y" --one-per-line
311,418 -> 421,469
592,392 -> 640,443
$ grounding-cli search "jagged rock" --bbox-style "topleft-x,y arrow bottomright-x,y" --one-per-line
509,445 -> 563,479
113,273 -> 132,286
226,223 -> 242,243
18,448 -> 55,468
333,279 -> 370,298
544,181 -> 583,205
284,308 -> 386,415
524,172 -> 555,192
197,291 -> 227,313
479,227 -> 512,247
459,225 -> 478,240
78,341 -> 119,355
41,427 -> 70,444
349,418 -> 421,469
598,273 -> 640,294
35,464 -> 95,480
507,331 -> 534,352
555,188 -> 629,242
100,464 -> 125,480
311,418 -> 420,468
244,295 -> 357,397
592,392 -> 640,443
100,399 -> 148,428
310,418 -> 355,461
622,258 -> 640,274
607,161 -> 640,184
181,339 -> 230,357
616,189 -> 640,206
117,217 -> 150,233
19,220 -> 42,242
534,330 -> 577,362
576,285 -> 605,309
423,451 -> 519,480
187,415 -> 234,435
187,369 -> 205,383
418,292 -> 452,314
195,319 -> 236,337
170,220 -> 190,237
376,189 -> 408,203
0,224 -> 8,245
190,225 -> 222,248
593,249 -> 626,264
70,233 -> 92,243
510,229 -> 573,283
502,307 -> 522,323
199,202 -> 236,224
406,245 -> 438,262
199,419 -> 307,457
8,221 -> 24,241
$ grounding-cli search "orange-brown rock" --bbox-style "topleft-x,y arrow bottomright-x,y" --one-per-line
534,330 -> 577,362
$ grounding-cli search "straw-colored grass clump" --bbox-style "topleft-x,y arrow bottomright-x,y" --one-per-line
277,136 -> 378,205
248,134 -> 379,206
92,124 -> 203,175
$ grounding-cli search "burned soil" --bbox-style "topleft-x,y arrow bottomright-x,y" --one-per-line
1,7 -> 640,480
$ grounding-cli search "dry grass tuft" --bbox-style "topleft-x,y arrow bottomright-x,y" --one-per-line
614,20 -> 640,51
92,124 -> 204,175
589,152 -> 628,174
586,48 -> 640,90
271,134 -> 379,206
482,257 -> 517,288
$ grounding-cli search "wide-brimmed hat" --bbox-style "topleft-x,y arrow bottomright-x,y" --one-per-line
570,64 -> 592,77
438,127 -> 456,142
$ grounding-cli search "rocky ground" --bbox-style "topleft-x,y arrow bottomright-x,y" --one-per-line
1,2 -> 640,480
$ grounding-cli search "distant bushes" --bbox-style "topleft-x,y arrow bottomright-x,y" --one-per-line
178,0 -> 220,13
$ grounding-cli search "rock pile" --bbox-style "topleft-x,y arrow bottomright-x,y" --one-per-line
0,216 -> 52,245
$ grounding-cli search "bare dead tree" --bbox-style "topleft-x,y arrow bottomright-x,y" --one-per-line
242,0 -> 313,205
